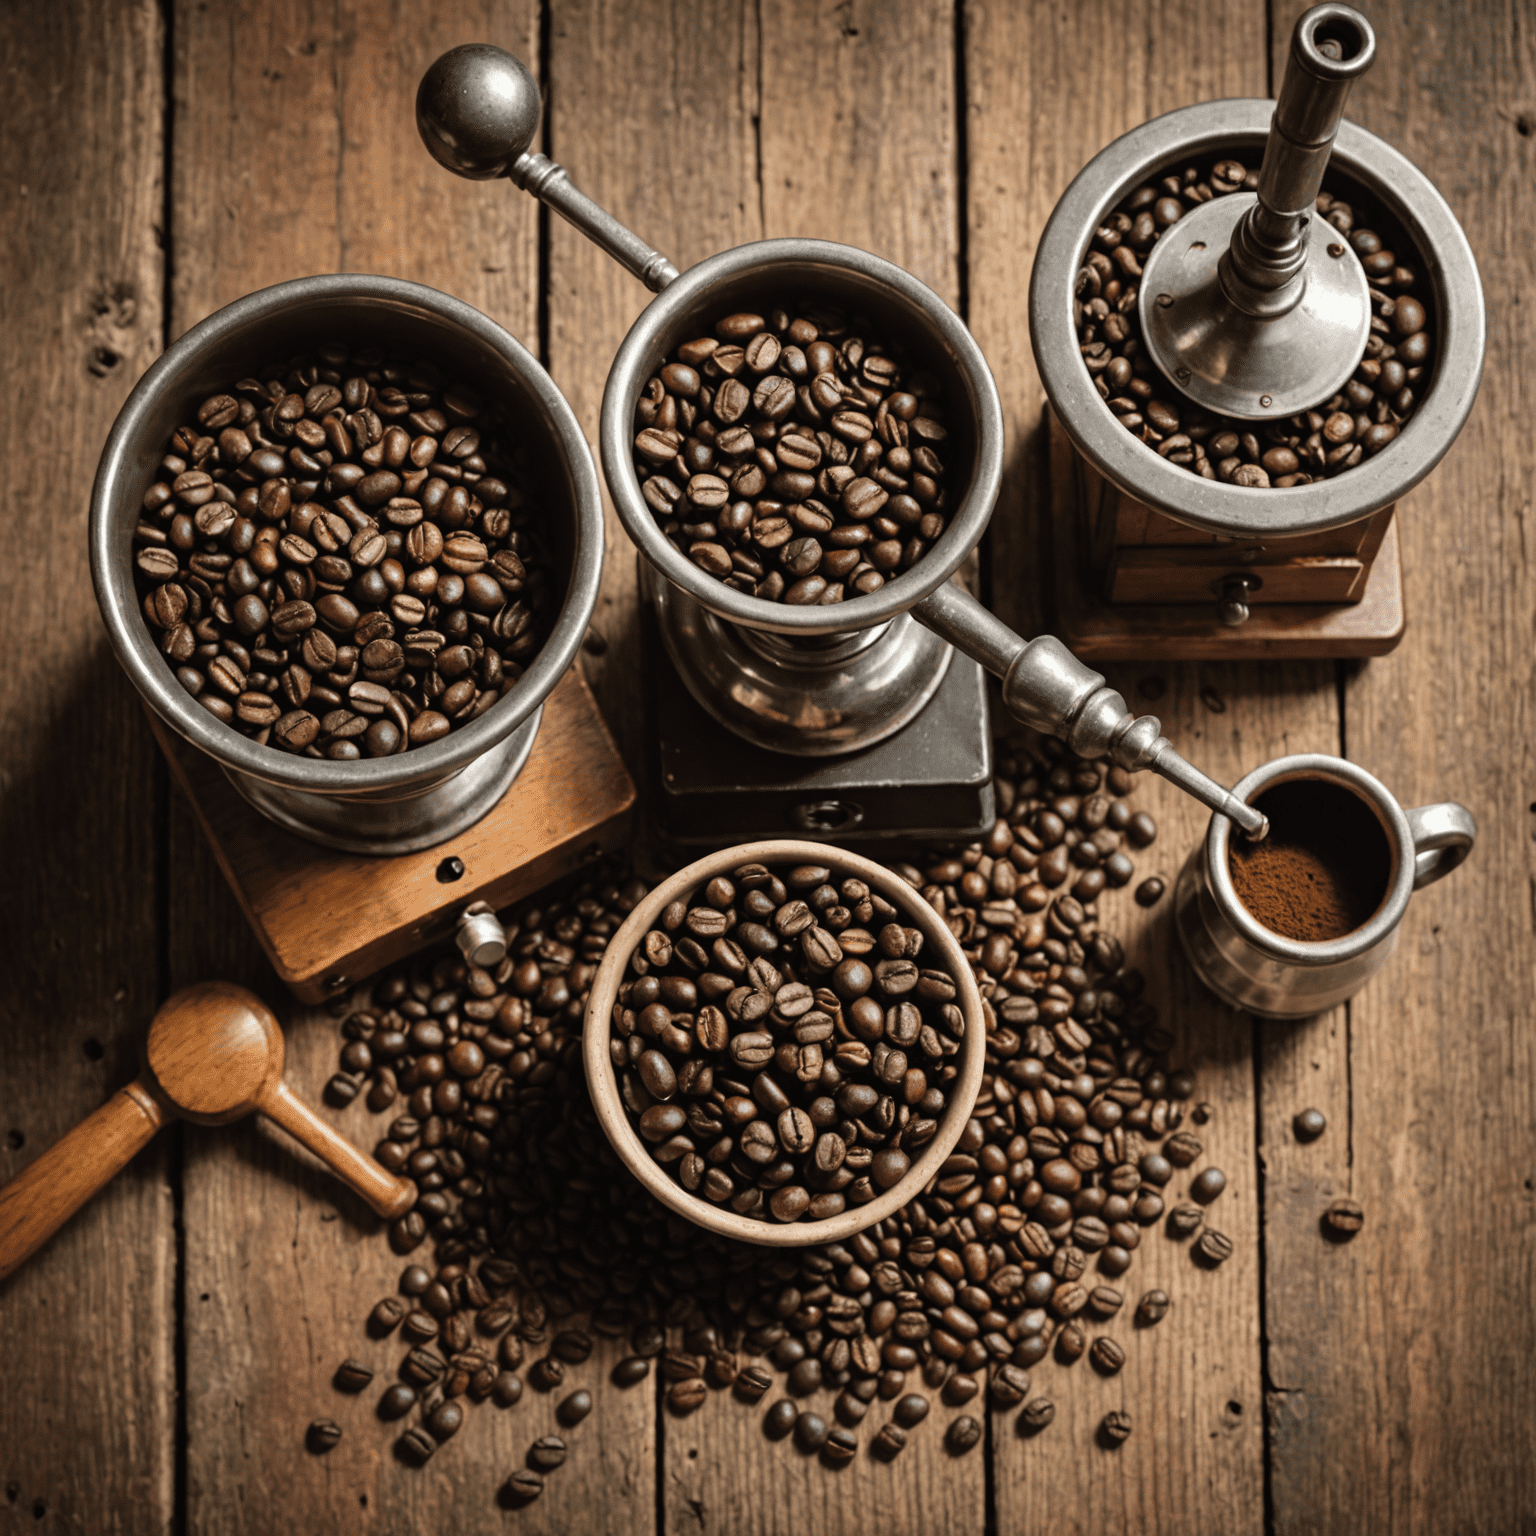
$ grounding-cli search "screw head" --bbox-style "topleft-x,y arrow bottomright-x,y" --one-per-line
1259,394 -> 1273,408
416,44 -> 542,180
1174,366 -> 1191,384
1156,292 -> 1174,308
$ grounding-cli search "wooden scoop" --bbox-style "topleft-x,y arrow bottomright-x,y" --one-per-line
0,981 -> 415,1281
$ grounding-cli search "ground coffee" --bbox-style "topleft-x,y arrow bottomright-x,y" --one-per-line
1228,779 -> 1391,941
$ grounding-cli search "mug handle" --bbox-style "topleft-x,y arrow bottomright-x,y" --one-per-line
1406,801 -> 1476,889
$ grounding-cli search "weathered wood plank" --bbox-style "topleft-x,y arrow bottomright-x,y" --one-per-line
1263,2 -> 1536,1532
546,0 -> 763,786
167,3 -> 654,1531
966,1 -> 1324,1528
0,2 -> 174,1531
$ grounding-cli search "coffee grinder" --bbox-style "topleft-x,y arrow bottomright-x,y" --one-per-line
415,45 -> 1272,848
91,276 -> 637,1000
1030,3 -> 1484,658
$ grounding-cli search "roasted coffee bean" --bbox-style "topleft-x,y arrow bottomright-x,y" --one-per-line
764,1399 -> 798,1440
735,1364 -> 772,1403
334,1359 -> 374,1392
1191,1167 -> 1227,1204
1324,1198 -> 1365,1237
1194,1228 -> 1234,1266
822,1427 -> 858,1465
947,1415 -> 982,1455
377,1383 -> 417,1420
133,347 -> 549,758
1135,1290 -> 1170,1327
892,1394 -> 929,1428
613,1356 -> 651,1388
667,1377 -> 708,1414
369,1296 -> 408,1335
306,1419 -> 342,1453
1169,1203 -> 1204,1239
1101,1410 -> 1133,1446
1134,876 -> 1166,907
527,1435 -> 567,1471
795,1411 -> 830,1452
1294,1107 -> 1327,1141
1089,1337 -> 1125,1374
557,1390 -> 593,1426
990,1363 -> 1031,1407
427,1401 -> 464,1441
872,1422 -> 908,1459
504,1470 -> 544,1503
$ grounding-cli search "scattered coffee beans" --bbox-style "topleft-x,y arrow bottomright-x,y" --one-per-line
333,1359 -> 373,1392
1191,1167 -> 1227,1204
1089,1337 -> 1125,1374
823,1426 -> 858,1465
1135,1289 -> 1170,1327
527,1435 -> 567,1472
1194,1229 -> 1234,1267
504,1469 -> 543,1503
323,733 -> 1239,1488
133,346 -> 550,758
634,306 -> 952,604
1101,1410 -> 1133,1446
1078,161 -> 1433,486
1020,1397 -> 1056,1432
1324,1198 -> 1365,1238
611,858 -> 964,1223
1134,876 -> 1166,907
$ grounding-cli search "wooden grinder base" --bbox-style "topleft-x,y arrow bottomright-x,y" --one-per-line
1045,407 -> 1407,660
149,666 -> 636,1002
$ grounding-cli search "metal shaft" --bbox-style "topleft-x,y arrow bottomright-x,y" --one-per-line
913,585 -> 1268,839
1222,3 -> 1375,317
509,152 -> 678,293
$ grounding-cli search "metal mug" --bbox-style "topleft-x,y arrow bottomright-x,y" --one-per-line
1174,753 -> 1475,1017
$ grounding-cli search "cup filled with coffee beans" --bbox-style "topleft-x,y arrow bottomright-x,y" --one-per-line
1173,754 -> 1474,1017
90,274 -> 603,853
584,840 -> 986,1244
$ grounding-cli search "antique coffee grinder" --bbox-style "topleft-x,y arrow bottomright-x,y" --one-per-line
91,276 -> 636,999
416,44 -> 1272,847
1031,3 -> 1484,657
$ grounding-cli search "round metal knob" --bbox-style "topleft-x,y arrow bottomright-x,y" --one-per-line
416,43 -> 541,181
1217,574 -> 1262,627
456,904 -> 508,968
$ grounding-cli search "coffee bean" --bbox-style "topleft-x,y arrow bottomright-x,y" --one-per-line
1169,1202 -> 1204,1239
873,1422 -> 908,1459
613,1356 -> 651,1388
667,1377 -> 708,1414
1089,1337 -> 1125,1374
369,1296 -> 407,1335
1019,1397 -> 1055,1433
427,1400 -> 463,1441
1101,1410 -> 1133,1447
794,1411 -> 830,1451
764,1399 -> 798,1440
557,1390 -> 593,1426
823,1427 -> 858,1465
527,1435 -> 567,1472
735,1364 -> 772,1403
1294,1107 -> 1327,1141
1324,1198 -> 1364,1238
1191,1167 -> 1227,1204
1134,876 -> 1166,907
1135,1290 -> 1170,1327
504,1470 -> 544,1503
990,1363 -> 1031,1407
334,1358 -> 374,1392
306,1419 -> 342,1453
1194,1228 -> 1234,1266
946,1415 -> 982,1454
377,1383 -> 417,1420
492,1373 -> 523,1407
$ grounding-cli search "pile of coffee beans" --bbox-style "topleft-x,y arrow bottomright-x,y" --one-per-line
132,346 -> 551,758
633,307 -> 952,604
611,860 -> 965,1224
320,733 -> 1232,1485
1076,158 -> 1433,487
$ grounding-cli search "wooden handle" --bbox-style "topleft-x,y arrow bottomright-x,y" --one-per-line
0,1081 -> 167,1283
256,1080 -> 417,1220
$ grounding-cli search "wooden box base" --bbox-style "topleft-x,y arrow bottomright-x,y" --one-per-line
1047,409 -> 1407,660
150,666 -> 636,1001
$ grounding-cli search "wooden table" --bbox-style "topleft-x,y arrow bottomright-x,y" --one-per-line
3,1 -> 1531,1531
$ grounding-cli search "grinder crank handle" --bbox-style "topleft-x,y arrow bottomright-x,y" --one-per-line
0,1079 -> 168,1283
416,44 -> 678,292
912,583 -> 1269,840
255,1078 -> 418,1221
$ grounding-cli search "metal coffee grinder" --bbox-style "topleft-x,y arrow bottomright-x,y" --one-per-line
416,44 -> 1273,848
1031,3 -> 1484,658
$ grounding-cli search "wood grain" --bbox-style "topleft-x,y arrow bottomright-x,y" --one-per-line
166,3 -> 656,1532
965,0 -> 1335,1529
0,0 -> 175,1530
1262,2 -> 1536,1531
